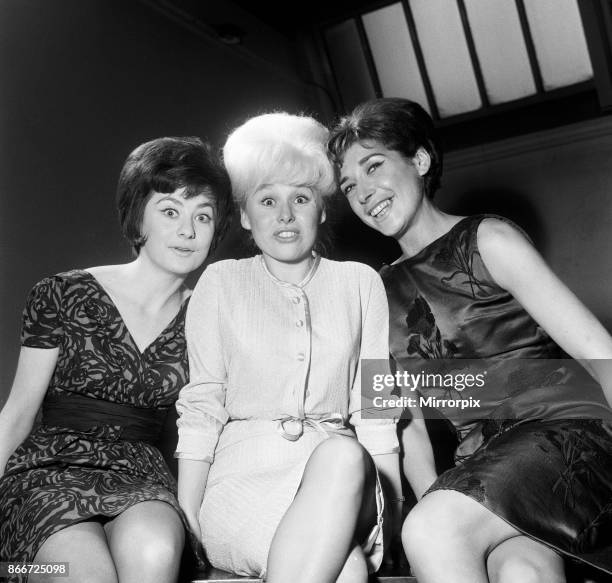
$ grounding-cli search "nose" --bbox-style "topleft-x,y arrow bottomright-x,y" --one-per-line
277,200 -> 295,223
357,182 -> 375,205
177,217 -> 196,239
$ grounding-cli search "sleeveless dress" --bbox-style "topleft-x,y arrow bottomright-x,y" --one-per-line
0,270 -> 189,567
381,215 -> 612,575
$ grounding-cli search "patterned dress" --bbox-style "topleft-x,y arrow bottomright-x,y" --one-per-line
0,270 -> 188,565
381,215 -> 612,575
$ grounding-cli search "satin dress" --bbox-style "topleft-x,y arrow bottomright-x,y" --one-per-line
381,215 -> 612,575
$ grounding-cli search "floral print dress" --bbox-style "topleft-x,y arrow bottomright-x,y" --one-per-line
0,270 -> 188,564
382,215 -> 612,575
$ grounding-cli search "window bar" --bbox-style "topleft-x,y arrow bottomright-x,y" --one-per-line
400,0 -> 440,119
455,0 -> 490,108
355,16 -> 384,98
514,0 -> 545,94
597,0 -> 612,73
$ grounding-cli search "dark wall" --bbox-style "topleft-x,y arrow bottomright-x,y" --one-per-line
0,0 -> 316,400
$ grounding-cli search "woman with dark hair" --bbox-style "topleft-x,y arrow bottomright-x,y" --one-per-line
0,136 -> 232,583
328,97 -> 612,583
176,112 -> 402,583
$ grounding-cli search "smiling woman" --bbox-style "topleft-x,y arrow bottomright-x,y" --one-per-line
0,136 -> 233,583
328,97 -> 612,583
175,112 -> 403,583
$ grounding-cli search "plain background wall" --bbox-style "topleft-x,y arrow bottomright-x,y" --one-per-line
0,0 -> 323,400
439,117 -> 612,333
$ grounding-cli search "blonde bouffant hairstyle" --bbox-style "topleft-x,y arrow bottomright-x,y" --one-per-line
222,112 -> 337,207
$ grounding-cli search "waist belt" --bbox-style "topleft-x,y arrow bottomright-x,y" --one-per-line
42,393 -> 168,443
276,413 -> 347,441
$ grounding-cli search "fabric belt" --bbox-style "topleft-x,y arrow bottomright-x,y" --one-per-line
42,393 -> 168,443
275,413 -> 347,441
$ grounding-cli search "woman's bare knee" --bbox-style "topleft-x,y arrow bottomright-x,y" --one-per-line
306,437 -> 372,492
33,521 -> 117,583
402,490 -> 518,561
105,501 -> 184,581
487,537 -> 565,583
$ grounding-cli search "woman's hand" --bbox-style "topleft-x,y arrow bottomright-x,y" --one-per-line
183,509 -> 202,541
177,458 -> 210,544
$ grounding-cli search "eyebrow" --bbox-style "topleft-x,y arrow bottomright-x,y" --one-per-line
155,195 -> 214,209
339,153 -> 380,186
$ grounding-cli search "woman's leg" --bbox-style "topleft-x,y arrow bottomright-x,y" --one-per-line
104,501 -> 184,583
336,544 -> 369,583
402,490 -> 566,583
487,536 -> 564,583
266,436 -> 378,583
31,521 -> 117,583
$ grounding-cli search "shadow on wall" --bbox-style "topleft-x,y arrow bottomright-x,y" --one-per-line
442,188 -> 547,255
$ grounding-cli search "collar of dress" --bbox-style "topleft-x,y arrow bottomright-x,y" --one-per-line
258,252 -> 321,289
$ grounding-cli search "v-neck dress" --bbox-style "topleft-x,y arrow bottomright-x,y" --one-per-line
381,215 -> 612,575
0,270 -> 189,564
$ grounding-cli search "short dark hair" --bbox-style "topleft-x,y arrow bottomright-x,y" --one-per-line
327,98 -> 443,198
117,136 -> 232,253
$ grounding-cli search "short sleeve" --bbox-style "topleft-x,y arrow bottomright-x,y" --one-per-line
20,276 -> 64,348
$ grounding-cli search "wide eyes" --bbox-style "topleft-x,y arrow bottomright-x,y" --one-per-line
259,193 -> 311,206
162,207 -> 213,223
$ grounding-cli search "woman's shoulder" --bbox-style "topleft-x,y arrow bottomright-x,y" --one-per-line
192,257 -> 260,293
27,269 -> 92,295
319,258 -> 383,291
438,214 -> 533,267
201,256 -> 259,277
320,257 -> 379,278
476,215 -> 532,242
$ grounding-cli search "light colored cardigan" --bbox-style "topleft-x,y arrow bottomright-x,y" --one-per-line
175,255 -> 398,462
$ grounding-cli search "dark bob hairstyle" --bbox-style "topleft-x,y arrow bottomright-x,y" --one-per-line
327,98 -> 443,198
117,136 -> 232,254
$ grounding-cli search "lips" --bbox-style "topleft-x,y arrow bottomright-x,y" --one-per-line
274,230 -> 299,241
170,246 -> 196,255
367,198 -> 392,219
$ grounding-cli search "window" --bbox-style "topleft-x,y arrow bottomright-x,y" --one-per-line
318,0 -> 612,147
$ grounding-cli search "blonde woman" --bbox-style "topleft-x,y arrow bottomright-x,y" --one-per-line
176,113 -> 402,583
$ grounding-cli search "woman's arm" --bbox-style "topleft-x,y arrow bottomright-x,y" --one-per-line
175,264 -> 229,537
0,346 -> 58,473
478,218 -> 612,404
177,458 -> 210,540
401,415 -> 437,500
